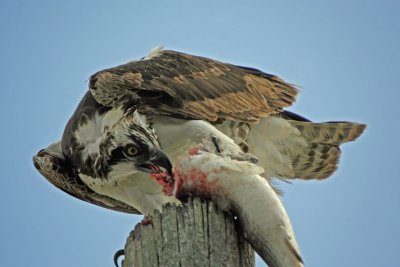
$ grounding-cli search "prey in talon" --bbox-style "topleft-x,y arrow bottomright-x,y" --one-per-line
210,134 -> 258,164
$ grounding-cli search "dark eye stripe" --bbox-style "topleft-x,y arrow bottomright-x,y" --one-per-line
109,147 -> 125,164
129,135 -> 151,155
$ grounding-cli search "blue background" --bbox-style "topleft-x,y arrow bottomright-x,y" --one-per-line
1,1 -> 399,266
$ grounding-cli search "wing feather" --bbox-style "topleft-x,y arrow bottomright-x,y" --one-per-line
89,49 -> 299,123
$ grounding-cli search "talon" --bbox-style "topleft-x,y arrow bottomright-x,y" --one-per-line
210,134 -> 222,153
230,153 -> 259,164
209,134 -> 258,164
249,156 -> 258,164
114,249 -> 124,267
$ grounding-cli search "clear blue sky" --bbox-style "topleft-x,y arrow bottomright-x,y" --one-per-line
1,1 -> 399,266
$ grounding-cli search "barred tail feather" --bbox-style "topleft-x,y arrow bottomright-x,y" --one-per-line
248,117 -> 366,181
288,120 -> 366,179
291,143 -> 341,179
288,121 -> 366,145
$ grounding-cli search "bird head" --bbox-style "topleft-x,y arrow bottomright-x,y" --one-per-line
98,111 -> 172,176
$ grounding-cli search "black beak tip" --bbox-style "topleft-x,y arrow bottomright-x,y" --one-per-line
137,149 -> 173,175
153,150 -> 173,175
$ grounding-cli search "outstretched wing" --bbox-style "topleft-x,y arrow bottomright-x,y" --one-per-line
33,141 -> 139,214
89,48 -> 298,123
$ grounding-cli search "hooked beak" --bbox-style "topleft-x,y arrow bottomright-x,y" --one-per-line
136,149 -> 173,175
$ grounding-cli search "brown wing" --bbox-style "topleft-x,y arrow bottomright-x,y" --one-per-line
33,141 -> 139,214
89,49 -> 298,123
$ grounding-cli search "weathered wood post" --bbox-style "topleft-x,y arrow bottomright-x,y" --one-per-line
122,198 -> 255,267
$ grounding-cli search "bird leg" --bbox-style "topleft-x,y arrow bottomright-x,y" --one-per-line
210,134 -> 258,164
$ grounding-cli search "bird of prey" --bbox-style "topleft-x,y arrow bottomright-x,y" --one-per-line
33,47 -> 366,216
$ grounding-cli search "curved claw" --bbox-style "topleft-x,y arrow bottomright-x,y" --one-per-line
210,134 -> 258,164
230,153 -> 259,164
211,134 -> 223,153
114,249 -> 124,267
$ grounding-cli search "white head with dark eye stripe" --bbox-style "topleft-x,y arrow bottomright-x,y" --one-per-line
100,111 -> 172,176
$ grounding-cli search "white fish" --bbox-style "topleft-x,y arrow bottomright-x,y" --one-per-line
171,144 -> 304,267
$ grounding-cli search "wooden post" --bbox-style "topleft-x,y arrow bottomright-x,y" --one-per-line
122,198 -> 255,267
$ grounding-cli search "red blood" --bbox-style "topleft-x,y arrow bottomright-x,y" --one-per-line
173,167 -> 226,199
141,216 -> 153,225
150,172 -> 174,195
188,147 -> 199,155
151,146 -> 227,199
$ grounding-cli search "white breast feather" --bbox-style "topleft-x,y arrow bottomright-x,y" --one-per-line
79,163 -> 179,215
248,117 -> 308,179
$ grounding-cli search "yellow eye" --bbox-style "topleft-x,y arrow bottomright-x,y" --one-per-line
124,145 -> 139,157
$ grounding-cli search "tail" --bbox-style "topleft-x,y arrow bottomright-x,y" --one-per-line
288,120 -> 366,179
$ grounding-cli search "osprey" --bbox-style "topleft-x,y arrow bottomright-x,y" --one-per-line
33,47 -> 366,215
